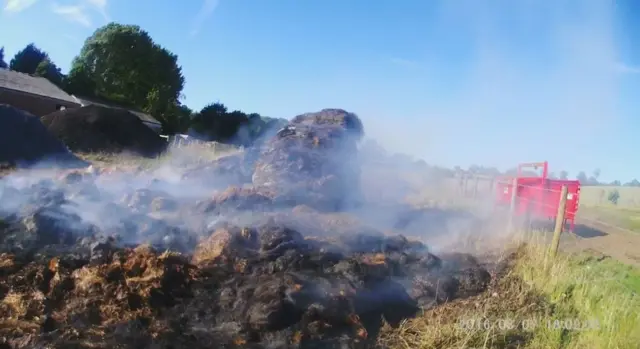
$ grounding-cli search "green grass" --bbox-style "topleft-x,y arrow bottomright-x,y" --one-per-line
578,205 -> 640,233
516,243 -> 640,348
380,236 -> 640,349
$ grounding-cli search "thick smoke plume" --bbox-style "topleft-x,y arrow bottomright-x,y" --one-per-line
0,108 -> 493,348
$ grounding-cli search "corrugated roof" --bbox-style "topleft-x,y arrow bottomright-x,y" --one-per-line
72,95 -> 161,125
0,69 -> 79,104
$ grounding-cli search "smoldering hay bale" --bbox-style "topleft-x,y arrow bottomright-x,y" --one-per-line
0,104 -> 86,168
252,109 -> 364,211
289,108 -> 364,139
41,105 -> 167,157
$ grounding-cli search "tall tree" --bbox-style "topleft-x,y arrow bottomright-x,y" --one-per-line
190,102 -> 251,143
34,57 -> 64,87
0,47 -> 7,69
66,23 -> 185,120
576,171 -> 588,184
9,43 -> 47,74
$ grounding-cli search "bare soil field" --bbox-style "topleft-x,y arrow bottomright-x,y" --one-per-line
567,215 -> 640,267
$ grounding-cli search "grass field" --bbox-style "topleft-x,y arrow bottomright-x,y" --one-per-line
577,205 -> 640,233
579,186 -> 640,208
380,236 -> 640,349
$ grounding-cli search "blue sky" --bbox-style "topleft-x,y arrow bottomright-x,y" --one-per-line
1,0 -> 639,182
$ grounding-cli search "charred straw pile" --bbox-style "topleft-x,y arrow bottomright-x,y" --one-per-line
251,109 -> 364,211
0,109 -> 491,349
0,105 -> 86,167
41,105 -> 167,157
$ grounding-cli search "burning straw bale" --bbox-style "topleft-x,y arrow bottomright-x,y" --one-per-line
252,109 -> 363,211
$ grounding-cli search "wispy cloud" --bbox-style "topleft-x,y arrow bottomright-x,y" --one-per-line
390,57 -> 420,69
51,3 -> 92,27
3,0 -> 38,13
190,0 -> 220,37
615,62 -> 640,74
85,0 -> 108,22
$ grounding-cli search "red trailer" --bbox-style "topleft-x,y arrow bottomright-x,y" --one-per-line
494,162 -> 580,231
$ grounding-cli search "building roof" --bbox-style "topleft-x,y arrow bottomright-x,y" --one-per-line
0,68 -> 79,105
71,95 -> 162,126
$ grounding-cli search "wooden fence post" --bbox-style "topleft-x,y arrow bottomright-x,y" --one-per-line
550,185 -> 568,257
506,178 -> 518,234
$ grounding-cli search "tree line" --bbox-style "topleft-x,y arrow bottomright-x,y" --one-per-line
0,22 -> 286,144
458,165 -> 640,187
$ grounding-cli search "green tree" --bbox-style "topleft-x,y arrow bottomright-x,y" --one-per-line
63,63 -> 95,96
191,102 -> 227,139
152,97 -> 193,135
144,86 -> 180,132
576,171 -> 588,184
559,170 -> 569,180
34,57 -> 64,87
66,23 -> 185,119
191,102 -> 251,143
9,43 -> 47,74
0,47 -> 7,69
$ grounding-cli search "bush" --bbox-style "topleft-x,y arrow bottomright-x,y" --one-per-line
608,189 -> 620,205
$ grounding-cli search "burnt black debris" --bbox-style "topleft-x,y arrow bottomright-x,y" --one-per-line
0,108 -> 491,349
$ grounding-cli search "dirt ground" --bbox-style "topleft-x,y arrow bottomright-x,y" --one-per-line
561,217 -> 640,267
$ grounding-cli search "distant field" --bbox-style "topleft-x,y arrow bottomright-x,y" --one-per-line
580,185 -> 640,208
413,180 -> 640,210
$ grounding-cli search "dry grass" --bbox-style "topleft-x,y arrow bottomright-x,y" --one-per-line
75,142 -> 241,171
380,234 -> 640,349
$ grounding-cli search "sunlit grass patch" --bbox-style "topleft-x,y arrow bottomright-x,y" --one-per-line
380,235 -> 640,349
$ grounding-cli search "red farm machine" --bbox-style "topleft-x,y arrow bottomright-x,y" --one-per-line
494,161 -> 581,232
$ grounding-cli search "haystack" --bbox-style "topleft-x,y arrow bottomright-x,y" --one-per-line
252,109 -> 363,211
290,108 -> 364,139
0,104 -> 84,167
41,105 -> 167,157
